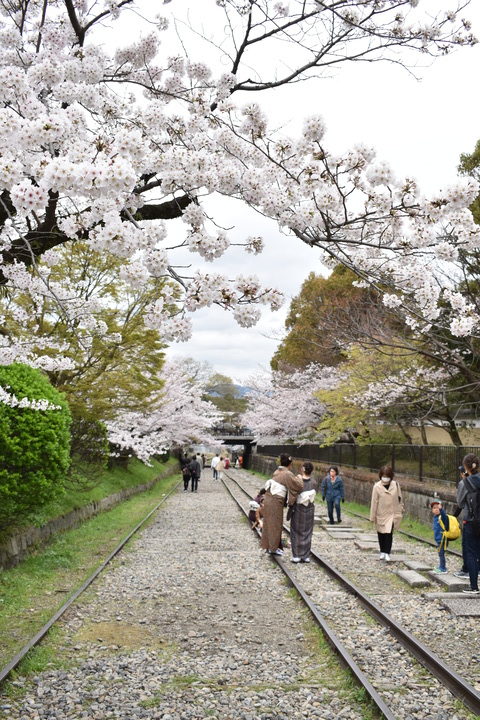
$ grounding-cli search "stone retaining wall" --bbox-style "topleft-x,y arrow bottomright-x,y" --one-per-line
0,463 -> 178,569
252,454 -> 457,525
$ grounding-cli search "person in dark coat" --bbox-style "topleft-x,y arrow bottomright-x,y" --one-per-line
182,463 -> 191,492
188,455 -> 201,493
457,452 -> 480,594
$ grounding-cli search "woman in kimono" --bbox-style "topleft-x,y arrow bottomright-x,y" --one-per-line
261,454 -> 303,556
370,464 -> 404,562
289,461 -> 318,563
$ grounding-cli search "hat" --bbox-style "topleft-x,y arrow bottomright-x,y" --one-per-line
430,499 -> 442,507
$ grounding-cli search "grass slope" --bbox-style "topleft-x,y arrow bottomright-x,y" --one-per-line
0,459 -> 179,671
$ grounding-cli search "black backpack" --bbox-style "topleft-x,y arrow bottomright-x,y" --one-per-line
464,477 -> 480,536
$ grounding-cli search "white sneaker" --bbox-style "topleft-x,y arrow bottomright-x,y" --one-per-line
272,549 -> 284,556
291,557 -> 301,563
384,554 -> 391,562
379,552 -> 386,560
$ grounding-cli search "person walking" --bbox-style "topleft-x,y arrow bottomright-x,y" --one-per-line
370,465 -> 404,562
211,453 -> 220,479
216,456 -> 226,481
188,455 -> 201,493
456,453 -> 480,594
182,463 -> 191,492
289,461 -> 318,563
321,466 -> 345,524
261,454 -> 303,556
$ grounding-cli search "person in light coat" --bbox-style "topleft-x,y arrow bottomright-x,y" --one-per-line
216,457 -> 226,480
370,464 -> 404,562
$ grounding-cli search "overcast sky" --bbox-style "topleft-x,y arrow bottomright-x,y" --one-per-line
160,1 -> 480,383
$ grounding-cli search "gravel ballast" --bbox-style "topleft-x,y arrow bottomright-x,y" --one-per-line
0,472 -> 367,720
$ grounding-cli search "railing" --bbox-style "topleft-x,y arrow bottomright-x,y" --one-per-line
256,443 -> 480,485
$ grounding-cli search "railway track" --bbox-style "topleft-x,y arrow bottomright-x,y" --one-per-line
222,469 -> 480,719
0,481 -> 181,687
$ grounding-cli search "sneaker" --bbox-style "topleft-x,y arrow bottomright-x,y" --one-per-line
302,557 -> 310,563
384,554 -> 391,562
291,557 -> 301,563
379,553 -> 386,560
453,570 -> 470,578
433,568 -> 448,574
337,519 -> 342,524
462,588 -> 480,595
272,549 -> 284,556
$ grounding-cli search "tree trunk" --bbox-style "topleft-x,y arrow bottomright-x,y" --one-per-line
420,422 -> 429,446
445,412 -> 463,447
396,421 -> 413,445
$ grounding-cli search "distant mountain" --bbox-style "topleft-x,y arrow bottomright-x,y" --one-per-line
234,384 -> 253,397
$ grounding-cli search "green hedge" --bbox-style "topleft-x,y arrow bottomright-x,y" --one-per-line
0,364 -> 71,528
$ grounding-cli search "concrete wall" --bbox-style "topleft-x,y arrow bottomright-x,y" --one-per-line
0,463 -> 178,570
252,454 -> 458,525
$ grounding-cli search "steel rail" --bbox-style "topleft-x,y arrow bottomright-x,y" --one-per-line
0,480 -> 181,686
220,473 -> 396,720
224,470 -> 480,717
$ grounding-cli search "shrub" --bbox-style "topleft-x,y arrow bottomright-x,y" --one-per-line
0,364 -> 71,528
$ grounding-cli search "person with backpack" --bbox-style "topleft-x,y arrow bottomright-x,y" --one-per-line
430,500 -> 460,573
182,463 -> 191,492
188,455 -> 202,493
457,453 -> 480,594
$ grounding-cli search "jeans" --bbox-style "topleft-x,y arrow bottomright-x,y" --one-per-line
212,468 -> 218,480
463,522 -> 480,590
191,475 -> 198,492
327,499 -> 341,523
437,544 -> 446,571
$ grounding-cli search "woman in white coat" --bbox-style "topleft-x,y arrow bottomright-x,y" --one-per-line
370,465 -> 404,562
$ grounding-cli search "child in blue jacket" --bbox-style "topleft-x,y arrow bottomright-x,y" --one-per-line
431,500 -> 449,573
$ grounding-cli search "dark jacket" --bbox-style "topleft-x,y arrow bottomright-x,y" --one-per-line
188,459 -> 201,479
457,473 -> 480,522
433,507 -> 449,545
321,475 -> 344,502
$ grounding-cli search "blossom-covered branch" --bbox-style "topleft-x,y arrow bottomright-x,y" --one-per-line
0,0 -> 476,362
106,359 -> 221,463
242,363 -> 340,441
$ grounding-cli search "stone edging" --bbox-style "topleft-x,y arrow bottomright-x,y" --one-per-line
0,462 -> 178,569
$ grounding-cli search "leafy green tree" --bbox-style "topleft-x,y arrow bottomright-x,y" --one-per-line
203,373 -> 248,425
1,242 -> 169,425
459,140 -> 480,225
0,364 -> 71,528
271,266 -> 381,370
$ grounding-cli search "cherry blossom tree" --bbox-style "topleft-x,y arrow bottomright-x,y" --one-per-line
106,358 -> 221,462
0,0 -> 476,369
242,363 -> 340,441
350,363 -> 462,444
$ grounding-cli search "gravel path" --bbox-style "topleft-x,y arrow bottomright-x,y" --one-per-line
228,468 -> 480,719
0,472 -> 367,720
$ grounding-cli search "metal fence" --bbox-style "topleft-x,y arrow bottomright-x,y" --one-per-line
256,443 -> 480,485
